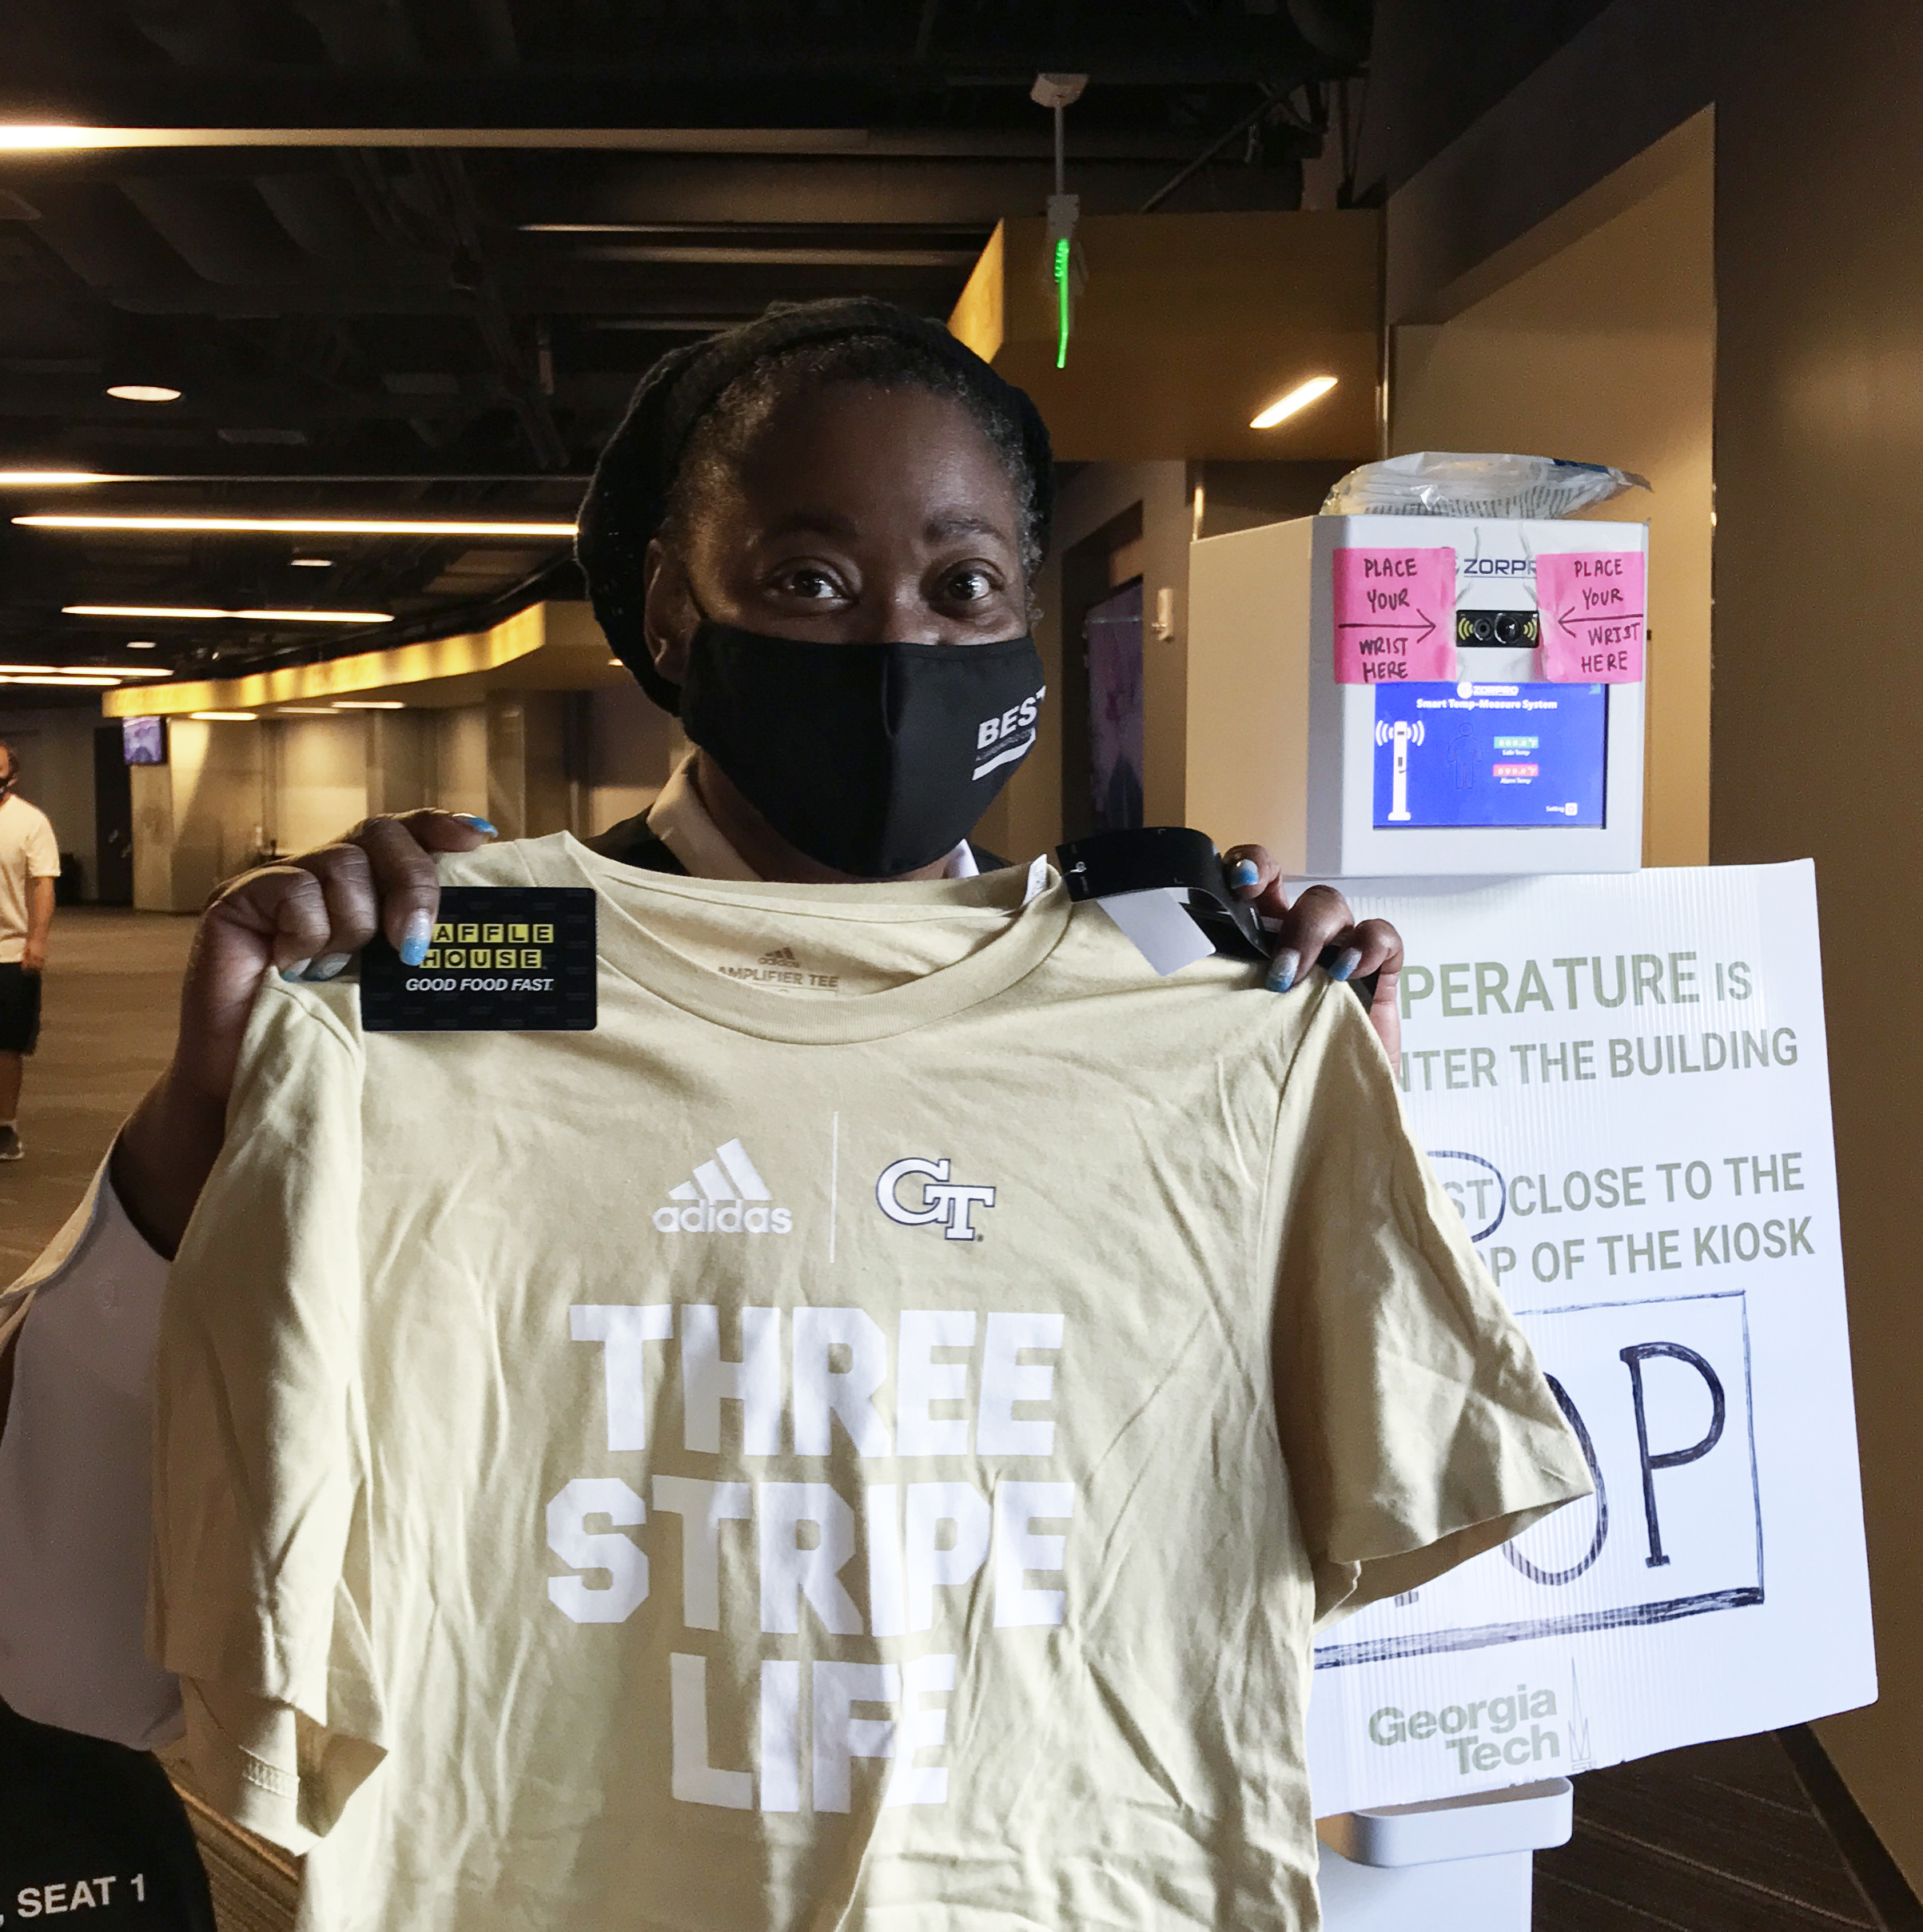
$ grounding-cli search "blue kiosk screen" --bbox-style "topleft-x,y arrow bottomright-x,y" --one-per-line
1372,683 -> 1606,829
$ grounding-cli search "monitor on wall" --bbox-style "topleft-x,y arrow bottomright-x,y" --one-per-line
122,715 -> 167,765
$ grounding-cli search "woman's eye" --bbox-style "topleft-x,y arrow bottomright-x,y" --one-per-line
942,566 -> 997,603
776,567 -> 844,600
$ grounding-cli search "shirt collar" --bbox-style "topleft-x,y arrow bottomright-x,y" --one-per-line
645,750 -> 981,882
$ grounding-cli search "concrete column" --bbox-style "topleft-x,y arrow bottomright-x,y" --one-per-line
486,691 -> 572,839
364,710 -> 433,818
130,717 -> 265,912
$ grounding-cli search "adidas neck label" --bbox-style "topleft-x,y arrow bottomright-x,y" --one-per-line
654,1137 -> 794,1236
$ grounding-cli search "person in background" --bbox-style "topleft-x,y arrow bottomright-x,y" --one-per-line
0,739 -> 58,1163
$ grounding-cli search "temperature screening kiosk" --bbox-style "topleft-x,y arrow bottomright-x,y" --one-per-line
1185,514 -> 1648,877
1185,508 -> 1649,1929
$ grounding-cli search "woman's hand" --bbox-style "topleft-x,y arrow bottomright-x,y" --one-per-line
109,810 -> 496,1257
1223,845 -> 1403,1062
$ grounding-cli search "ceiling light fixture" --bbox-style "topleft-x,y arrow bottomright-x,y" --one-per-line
22,514 -> 577,537
106,384 -> 183,404
94,664 -> 173,677
332,699 -> 407,709
190,710 -> 257,722
290,556 -> 334,567
0,672 -> 122,686
63,604 -> 392,624
0,125 -> 117,151
0,470 -> 115,487
0,664 -> 59,675
1249,375 -> 1339,430
276,706 -> 339,715
126,639 -> 157,648
0,126 -> 868,154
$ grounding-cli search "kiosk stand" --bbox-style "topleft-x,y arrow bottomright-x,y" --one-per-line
1188,512 -> 1649,1926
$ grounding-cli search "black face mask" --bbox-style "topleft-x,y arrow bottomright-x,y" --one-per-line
679,621 -> 1047,878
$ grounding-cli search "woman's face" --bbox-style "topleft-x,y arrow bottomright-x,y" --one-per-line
642,381 -> 1028,683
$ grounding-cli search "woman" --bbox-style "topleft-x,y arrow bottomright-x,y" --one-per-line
2,303 -> 1404,1743
0,305 -> 1571,1932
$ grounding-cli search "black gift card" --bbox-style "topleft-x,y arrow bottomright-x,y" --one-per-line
360,886 -> 598,1032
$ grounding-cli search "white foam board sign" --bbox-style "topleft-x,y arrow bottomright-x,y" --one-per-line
1304,862 -> 1875,1815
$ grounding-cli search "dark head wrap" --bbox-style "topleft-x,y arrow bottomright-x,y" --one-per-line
576,297 -> 1054,714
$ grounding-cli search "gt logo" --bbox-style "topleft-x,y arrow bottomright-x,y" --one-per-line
875,1157 -> 997,1242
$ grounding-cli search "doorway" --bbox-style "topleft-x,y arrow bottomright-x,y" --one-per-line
1058,501 -> 1146,842
94,724 -> 133,906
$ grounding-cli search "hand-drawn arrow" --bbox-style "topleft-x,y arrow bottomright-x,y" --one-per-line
1336,611 -> 1439,643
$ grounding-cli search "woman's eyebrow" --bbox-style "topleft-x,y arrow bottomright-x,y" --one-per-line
924,512 -> 1010,543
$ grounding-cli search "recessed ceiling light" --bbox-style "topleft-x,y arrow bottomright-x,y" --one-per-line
106,384 -> 183,404
63,603 -> 392,624
0,664 -> 59,674
190,710 -> 257,722
277,706 -> 338,715
0,469 -> 115,486
332,699 -> 406,709
96,664 -> 173,677
290,556 -> 334,567
125,639 -> 157,648
21,514 -> 577,537
1249,375 -> 1339,430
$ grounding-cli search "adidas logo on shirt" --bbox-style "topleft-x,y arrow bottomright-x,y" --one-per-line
758,946 -> 800,967
653,1137 -> 794,1236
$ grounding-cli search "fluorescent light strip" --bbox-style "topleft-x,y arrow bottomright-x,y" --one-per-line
190,711 -> 257,721
63,604 -> 392,624
22,515 -> 577,537
1249,375 -> 1339,430
0,471 -> 117,487
0,673 -> 122,686
0,126 -> 870,153
332,699 -> 406,709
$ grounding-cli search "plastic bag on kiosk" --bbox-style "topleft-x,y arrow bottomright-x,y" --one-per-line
1322,451 -> 1650,520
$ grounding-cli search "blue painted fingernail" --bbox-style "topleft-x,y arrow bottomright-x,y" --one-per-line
1227,858 -> 1260,890
280,958 -> 312,982
1328,946 -> 1364,982
1265,946 -> 1300,994
399,910 -> 434,967
306,953 -> 353,982
454,814 -> 497,835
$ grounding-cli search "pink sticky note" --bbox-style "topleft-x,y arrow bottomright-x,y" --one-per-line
1332,547 -> 1458,684
1537,550 -> 1646,683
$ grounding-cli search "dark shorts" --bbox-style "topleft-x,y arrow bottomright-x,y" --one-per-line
0,962 -> 42,1055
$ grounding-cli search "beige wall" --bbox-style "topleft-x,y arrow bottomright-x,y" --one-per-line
268,715 -> 368,855
129,695 -> 613,911
1715,2 -> 1923,1879
1390,111 -> 1715,866
133,718 -> 265,912
587,679 -> 680,833
0,708 -> 99,894
430,706 -> 489,817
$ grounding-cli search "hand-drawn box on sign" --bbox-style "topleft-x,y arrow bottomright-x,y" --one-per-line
1304,864 -> 1873,1814
1321,1293 -> 1761,1680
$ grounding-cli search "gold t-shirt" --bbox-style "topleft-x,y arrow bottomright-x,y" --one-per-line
151,835 -> 1590,1932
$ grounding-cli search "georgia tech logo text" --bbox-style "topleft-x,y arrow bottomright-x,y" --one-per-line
875,1157 -> 997,1241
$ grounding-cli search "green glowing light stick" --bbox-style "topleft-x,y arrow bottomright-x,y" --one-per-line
1054,237 -> 1071,368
